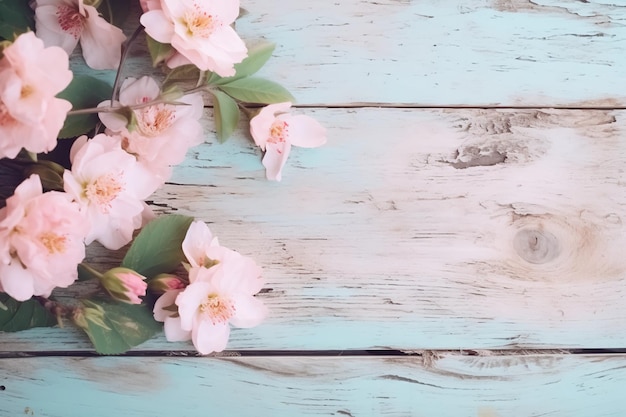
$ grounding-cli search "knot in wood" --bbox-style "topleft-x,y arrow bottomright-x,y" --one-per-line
513,228 -> 560,264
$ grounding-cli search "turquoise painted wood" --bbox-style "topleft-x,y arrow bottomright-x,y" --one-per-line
79,0 -> 626,107
2,1 -> 626,416
2,354 -> 626,417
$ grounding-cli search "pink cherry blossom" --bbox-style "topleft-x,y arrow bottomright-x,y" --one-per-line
0,175 -> 87,301
34,0 -> 126,70
140,0 -> 247,76
0,31 -> 72,159
63,134 -> 157,250
98,76 -> 204,187
154,221 -> 267,354
178,252 -> 267,354
250,102 -> 327,181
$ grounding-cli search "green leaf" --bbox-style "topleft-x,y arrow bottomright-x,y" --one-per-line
121,214 -> 194,278
218,77 -> 294,104
146,35 -> 173,67
0,0 -> 35,41
162,64 -> 202,90
0,294 -> 56,332
211,90 -> 240,143
79,299 -> 162,355
211,42 -> 276,85
57,75 -> 113,138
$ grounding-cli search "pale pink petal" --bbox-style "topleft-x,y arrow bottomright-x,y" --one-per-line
153,289 -> 182,321
192,320 -> 230,354
79,5 -> 126,70
34,5 -> 81,54
164,316 -> 192,341
140,10 -> 175,43
165,51 -> 192,68
262,141 -> 291,181
182,221 -> 215,268
118,76 -> 160,106
229,295 -> 268,328
0,262 -> 35,302
97,101 -> 128,132
249,102 -> 292,150
285,115 -> 328,148
176,281 -> 211,331
206,0 -> 240,24
207,25 -> 247,57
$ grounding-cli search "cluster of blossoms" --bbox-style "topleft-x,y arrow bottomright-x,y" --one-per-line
153,221 -> 267,354
0,0 -> 325,354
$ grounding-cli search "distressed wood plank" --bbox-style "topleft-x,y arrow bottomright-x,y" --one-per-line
1,354 -> 626,416
73,1 -> 626,107
236,0 -> 626,106
3,108 -> 625,352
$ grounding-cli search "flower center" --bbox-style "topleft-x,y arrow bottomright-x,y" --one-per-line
181,5 -> 218,38
136,104 -> 175,137
200,293 -> 235,325
20,85 -> 33,98
268,120 -> 289,144
57,5 -> 86,39
85,173 -> 123,213
39,232 -> 67,254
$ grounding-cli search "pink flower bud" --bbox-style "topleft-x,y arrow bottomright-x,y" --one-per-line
101,267 -> 147,304
148,274 -> 187,295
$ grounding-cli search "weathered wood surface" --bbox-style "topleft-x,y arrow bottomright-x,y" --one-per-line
223,0 -> 626,106
3,0 -> 626,414
76,0 -> 626,107
4,108 -> 625,352
2,354 -> 626,417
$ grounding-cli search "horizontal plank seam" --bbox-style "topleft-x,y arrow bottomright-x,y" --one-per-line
201,104 -> 626,110
2,348 -> 626,359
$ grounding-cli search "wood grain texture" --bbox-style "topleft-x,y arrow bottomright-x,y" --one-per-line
230,0 -> 626,106
3,107 -> 625,352
70,1 -> 626,107
1,354 -> 625,417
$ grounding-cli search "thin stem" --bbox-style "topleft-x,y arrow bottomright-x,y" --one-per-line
68,85 -> 211,116
237,102 -> 255,118
111,25 -> 145,103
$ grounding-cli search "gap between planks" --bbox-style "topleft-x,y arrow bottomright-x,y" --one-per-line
2,348 -> 626,359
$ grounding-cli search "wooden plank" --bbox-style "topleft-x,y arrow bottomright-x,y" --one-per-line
1,353 -> 626,416
75,1 -> 626,107
228,0 -> 626,106
3,107 -> 625,352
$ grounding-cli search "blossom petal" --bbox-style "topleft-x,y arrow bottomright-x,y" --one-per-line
249,102 -> 292,150
0,262 -> 35,302
192,320 -> 230,354
285,115 -> 328,148
205,0 -> 240,24
118,77 -> 160,106
140,10 -> 175,44
182,221 -> 215,267
79,5 -> 126,70
164,316 -> 192,342
262,141 -> 291,181
34,5 -> 81,54
153,289 -> 182,321
175,281 -> 211,331
230,295 -> 268,328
